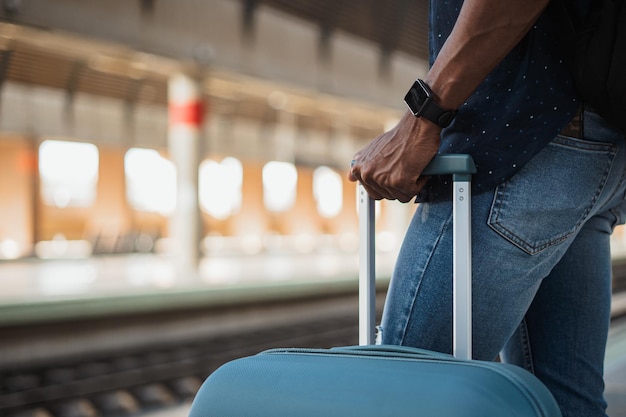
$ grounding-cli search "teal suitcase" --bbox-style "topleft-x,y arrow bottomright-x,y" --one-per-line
188,155 -> 562,417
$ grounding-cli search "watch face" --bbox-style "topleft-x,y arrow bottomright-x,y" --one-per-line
405,80 -> 431,116
404,79 -> 456,127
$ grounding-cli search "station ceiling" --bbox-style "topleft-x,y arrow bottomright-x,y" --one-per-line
0,0 -> 429,129
249,0 -> 429,61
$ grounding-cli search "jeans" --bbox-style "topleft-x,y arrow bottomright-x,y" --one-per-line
379,109 -> 626,417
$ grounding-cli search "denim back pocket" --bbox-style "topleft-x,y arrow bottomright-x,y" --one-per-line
488,136 -> 617,255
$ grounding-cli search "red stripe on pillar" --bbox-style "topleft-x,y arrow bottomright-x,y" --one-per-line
169,101 -> 205,126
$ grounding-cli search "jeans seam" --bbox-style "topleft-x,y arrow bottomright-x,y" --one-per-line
519,319 -> 536,375
607,208 -> 623,231
399,207 -> 452,346
580,107 -> 624,217
599,156 -> 625,207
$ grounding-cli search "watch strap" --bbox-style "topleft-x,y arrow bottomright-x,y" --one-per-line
420,99 -> 457,128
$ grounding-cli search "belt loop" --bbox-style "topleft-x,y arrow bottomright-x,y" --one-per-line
579,104 -> 584,140
559,105 -> 583,138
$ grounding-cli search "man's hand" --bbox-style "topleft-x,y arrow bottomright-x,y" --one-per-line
348,0 -> 550,202
348,111 -> 441,202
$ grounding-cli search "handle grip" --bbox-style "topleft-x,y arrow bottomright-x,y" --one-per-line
421,154 -> 477,179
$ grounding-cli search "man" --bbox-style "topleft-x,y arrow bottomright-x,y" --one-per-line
349,1 -> 625,416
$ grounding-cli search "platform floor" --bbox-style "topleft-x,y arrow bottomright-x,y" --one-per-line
0,251 -> 391,301
0,252 -> 396,325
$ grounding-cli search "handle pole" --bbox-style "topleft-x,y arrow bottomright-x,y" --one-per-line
358,184 -> 376,345
453,181 -> 472,360
357,154 -> 476,352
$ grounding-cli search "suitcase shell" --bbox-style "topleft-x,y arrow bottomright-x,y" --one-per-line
190,345 -> 560,417
188,155 -> 562,417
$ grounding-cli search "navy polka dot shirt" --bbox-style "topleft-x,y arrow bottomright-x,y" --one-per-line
416,2 -> 581,202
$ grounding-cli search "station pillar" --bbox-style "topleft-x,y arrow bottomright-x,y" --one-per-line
168,73 -> 204,279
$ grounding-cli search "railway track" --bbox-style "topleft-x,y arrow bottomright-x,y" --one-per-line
0,292 -> 368,417
1,316 -> 360,417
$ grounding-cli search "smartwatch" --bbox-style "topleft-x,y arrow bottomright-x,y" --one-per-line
404,79 -> 457,128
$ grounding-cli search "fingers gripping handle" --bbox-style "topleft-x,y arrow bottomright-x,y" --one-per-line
358,154 -> 476,360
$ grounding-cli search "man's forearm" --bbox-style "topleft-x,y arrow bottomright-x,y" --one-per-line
426,0 -> 550,110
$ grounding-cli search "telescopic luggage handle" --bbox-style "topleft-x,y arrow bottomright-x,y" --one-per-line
358,154 -> 477,360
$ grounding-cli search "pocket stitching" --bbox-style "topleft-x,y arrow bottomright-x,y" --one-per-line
489,185 -> 576,255
488,139 -> 617,255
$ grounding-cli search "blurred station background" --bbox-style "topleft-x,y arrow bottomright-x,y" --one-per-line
0,1 -> 624,417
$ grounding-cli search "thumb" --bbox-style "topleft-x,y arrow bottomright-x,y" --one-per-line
348,159 -> 358,182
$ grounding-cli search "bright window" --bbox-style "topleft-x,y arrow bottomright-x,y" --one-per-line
313,166 -> 343,218
39,140 -> 99,208
125,148 -> 176,215
262,161 -> 297,212
199,157 -> 243,219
